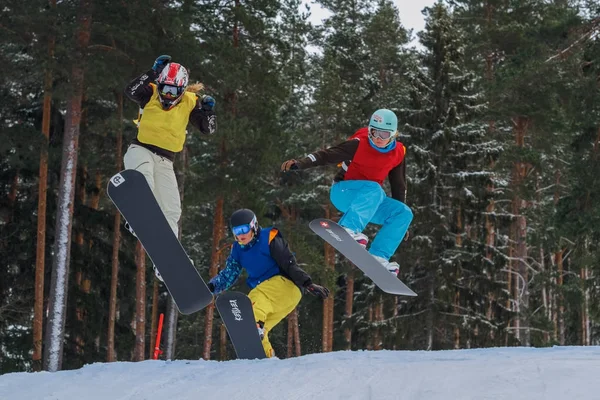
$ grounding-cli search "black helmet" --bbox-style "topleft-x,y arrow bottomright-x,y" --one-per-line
230,209 -> 258,236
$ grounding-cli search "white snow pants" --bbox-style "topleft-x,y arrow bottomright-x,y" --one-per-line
123,144 -> 181,235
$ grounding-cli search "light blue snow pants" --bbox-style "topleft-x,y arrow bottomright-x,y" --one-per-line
330,180 -> 413,260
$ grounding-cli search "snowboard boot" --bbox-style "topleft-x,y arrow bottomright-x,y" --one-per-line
373,255 -> 400,276
257,321 -> 265,340
343,227 -> 368,248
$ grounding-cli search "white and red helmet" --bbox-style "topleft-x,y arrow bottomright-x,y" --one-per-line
156,63 -> 189,110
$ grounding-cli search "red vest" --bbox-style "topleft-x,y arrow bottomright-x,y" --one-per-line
344,127 -> 405,186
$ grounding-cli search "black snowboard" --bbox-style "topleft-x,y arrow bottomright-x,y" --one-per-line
107,169 -> 213,314
310,218 -> 417,296
216,291 -> 266,360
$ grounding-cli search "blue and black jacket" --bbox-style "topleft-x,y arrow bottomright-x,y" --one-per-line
208,227 -> 312,295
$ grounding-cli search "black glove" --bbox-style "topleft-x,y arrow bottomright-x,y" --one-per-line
305,282 -> 330,299
201,95 -> 215,111
152,55 -> 172,74
281,159 -> 299,172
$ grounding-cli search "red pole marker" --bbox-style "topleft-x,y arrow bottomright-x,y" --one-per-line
153,313 -> 164,360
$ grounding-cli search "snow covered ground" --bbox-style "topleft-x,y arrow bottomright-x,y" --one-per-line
1,346 -> 599,400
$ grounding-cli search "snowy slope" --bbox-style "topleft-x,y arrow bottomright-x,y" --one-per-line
1,347 -> 599,400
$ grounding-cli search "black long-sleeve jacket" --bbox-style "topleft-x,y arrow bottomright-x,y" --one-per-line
295,139 -> 408,203
124,69 -> 216,160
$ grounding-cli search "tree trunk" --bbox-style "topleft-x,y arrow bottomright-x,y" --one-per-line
550,250 -> 558,342
344,270 -> 354,350
34,0 -> 57,371
74,166 -> 88,355
322,206 -> 335,352
366,305 -> 373,350
163,298 -> 178,360
89,170 -> 101,206
219,324 -> 228,361
542,170 -> 563,345
453,277 -> 460,349
511,116 -> 530,346
287,314 -> 294,358
293,310 -> 301,356
485,187 -> 496,345
456,206 -> 463,248
107,91 -> 124,362
133,241 -> 146,361
541,247 -> 550,344
374,298 -> 383,350
149,280 -> 160,356
555,249 -> 565,345
454,206 -> 462,349
43,0 -> 91,372
202,196 -> 224,360
506,241 -> 513,347
581,265 -> 590,345
484,0 -> 497,345
322,246 -> 334,352
392,294 -> 399,350
219,318 -> 227,360
286,309 -> 301,358
427,277 -> 435,350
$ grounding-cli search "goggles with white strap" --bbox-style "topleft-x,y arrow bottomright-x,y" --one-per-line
369,127 -> 395,140
232,215 -> 257,236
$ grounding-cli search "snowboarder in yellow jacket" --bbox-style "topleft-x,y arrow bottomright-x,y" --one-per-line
123,55 -> 216,280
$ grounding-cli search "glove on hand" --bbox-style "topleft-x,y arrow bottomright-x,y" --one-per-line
281,159 -> 299,172
305,282 -> 330,299
152,55 -> 172,74
201,95 -> 215,111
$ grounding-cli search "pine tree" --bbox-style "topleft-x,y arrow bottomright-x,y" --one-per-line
451,0 -> 590,346
402,2 -> 502,349
553,7 -> 600,346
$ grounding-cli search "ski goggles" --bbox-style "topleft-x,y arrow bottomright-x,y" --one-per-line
231,216 -> 257,236
232,224 -> 252,236
369,127 -> 395,140
159,84 -> 181,99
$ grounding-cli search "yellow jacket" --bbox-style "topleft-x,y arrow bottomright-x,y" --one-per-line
136,83 -> 198,152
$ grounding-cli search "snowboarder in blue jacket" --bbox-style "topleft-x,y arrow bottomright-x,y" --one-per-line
208,209 -> 329,357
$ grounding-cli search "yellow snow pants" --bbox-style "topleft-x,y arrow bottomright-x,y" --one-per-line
248,275 -> 301,358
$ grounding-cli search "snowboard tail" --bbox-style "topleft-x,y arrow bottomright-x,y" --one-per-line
107,169 -> 213,314
309,218 -> 417,297
216,292 -> 267,360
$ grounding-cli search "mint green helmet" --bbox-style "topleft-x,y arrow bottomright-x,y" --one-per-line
368,109 -> 398,135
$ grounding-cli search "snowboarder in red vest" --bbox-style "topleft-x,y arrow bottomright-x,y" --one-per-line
281,109 -> 413,275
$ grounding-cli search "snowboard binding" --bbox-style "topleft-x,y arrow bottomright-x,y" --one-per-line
124,220 -> 137,237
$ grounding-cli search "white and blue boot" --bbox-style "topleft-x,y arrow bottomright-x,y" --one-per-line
343,227 -> 369,248
373,255 -> 400,276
